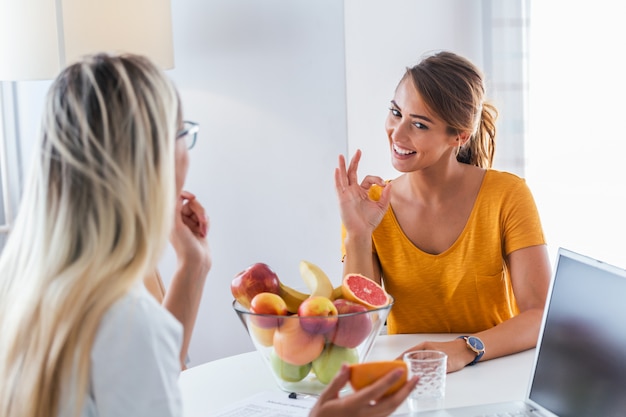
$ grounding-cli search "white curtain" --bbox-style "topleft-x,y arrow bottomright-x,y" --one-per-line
482,0 -> 530,176
0,82 -> 24,253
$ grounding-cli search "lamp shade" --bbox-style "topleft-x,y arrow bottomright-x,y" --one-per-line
0,0 -> 174,81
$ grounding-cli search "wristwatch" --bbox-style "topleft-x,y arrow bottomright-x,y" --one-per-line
458,335 -> 485,366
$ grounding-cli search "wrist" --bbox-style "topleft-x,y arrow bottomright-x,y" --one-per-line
457,335 -> 485,366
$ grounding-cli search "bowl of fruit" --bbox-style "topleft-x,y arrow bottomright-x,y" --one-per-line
231,260 -> 394,395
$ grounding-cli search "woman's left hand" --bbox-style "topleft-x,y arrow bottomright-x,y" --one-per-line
396,339 -> 474,374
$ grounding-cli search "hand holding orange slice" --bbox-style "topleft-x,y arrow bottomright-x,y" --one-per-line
348,360 -> 408,397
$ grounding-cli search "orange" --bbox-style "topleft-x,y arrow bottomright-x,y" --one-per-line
348,360 -> 408,397
342,273 -> 390,309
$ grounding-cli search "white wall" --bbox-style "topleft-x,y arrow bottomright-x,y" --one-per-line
344,0 -> 485,181
162,0 -> 348,365
162,0 -> 491,366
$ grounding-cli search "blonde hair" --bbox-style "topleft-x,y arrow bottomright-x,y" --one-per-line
0,53 -> 180,417
404,51 -> 498,168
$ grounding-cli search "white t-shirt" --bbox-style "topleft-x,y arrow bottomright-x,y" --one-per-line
60,283 -> 184,417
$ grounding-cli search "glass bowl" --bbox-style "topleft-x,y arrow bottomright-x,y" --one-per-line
233,296 -> 394,395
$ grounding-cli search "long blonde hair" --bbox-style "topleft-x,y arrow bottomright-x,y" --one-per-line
404,51 -> 498,169
0,53 -> 180,417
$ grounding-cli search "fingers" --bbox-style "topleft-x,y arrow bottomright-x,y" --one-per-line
356,367 -> 405,402
346,149 -> 362,185
318,364 -> 349,403
179,191 -> 208,237
336,149 -> 363,190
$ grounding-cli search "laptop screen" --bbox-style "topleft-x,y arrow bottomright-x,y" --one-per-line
528,249 -> 626,417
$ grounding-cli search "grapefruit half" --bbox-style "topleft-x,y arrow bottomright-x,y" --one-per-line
342,273 -> 390,309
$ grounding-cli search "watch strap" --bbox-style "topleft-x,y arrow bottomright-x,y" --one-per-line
457,335 -> 485,366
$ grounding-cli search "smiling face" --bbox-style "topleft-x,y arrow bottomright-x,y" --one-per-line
385,77 -> 462,174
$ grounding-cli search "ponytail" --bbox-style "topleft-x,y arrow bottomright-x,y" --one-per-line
458,102 -> 498,168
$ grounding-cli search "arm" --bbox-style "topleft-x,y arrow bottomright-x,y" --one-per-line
397,245 -> 552,373
335,150 -> 390,284
163,191 -> 211,369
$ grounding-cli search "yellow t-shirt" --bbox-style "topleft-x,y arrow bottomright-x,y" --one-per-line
343,170 -> 546,334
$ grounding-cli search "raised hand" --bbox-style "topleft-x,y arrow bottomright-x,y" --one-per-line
169,190 -> 211,274
334,149 -> 392,237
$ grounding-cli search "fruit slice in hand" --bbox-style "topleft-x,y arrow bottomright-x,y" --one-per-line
348,360 -> 408,397
342,273 -> 390,309
299,260 -> 334,299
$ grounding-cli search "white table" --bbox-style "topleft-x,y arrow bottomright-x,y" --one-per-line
179,334 -> 535,416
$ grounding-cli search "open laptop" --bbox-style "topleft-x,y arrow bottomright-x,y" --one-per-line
410,247 -> 626,417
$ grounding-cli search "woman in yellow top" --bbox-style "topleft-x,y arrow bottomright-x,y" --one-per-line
335,50 -> 552,373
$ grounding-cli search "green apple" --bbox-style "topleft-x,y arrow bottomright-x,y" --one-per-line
269,350 -> 312,382
312,344 -> 359,384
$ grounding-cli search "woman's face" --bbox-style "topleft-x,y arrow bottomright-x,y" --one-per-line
385,77 -> 460,173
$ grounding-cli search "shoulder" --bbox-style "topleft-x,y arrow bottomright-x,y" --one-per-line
484,169 -> 526,186
89,284 -> 183,416
482,169 -> 533,196
97,284 -> 182,346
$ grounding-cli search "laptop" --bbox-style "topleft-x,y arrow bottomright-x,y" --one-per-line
408,247 -> 626,417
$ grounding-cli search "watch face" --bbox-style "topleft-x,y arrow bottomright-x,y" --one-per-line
468,336 -> 485,351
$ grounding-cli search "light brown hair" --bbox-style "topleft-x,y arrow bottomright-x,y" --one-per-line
404,51 -> 498,168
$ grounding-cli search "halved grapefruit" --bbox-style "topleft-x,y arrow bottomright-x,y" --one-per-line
341,273 -> 390,309
348,360 -> 408,397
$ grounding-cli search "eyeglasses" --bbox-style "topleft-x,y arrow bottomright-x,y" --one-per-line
176,120 -> 200,150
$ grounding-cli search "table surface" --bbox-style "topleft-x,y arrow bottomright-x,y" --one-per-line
179,333 -> 536,416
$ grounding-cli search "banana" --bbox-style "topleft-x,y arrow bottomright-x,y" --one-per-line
279,282 -> 309,313
331,285 -> 343,300
299,260 -> 334,299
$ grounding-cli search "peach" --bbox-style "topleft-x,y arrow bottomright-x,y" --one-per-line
273,317 -> 325,366
249,321 -> 276,347
250,292 -> 288,329
298,295 -> 338,335
327,299 -> 372,348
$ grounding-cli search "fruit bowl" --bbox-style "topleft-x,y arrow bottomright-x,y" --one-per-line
233,296 -> 394,395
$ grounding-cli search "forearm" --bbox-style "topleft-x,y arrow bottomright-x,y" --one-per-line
342,233 -> 380,284
162,259 -> 210,369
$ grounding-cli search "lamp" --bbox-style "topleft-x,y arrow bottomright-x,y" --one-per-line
0,0 -> 174,251
0,0 -> 174,81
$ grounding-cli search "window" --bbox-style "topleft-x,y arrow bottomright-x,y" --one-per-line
528,2 -> 626,267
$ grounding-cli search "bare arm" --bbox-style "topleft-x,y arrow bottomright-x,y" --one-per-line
397,245 -> 552,373
163,191 -> 211,369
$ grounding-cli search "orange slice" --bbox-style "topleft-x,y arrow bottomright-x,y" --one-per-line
349,360 -> 408,397
342,273 -> 390,309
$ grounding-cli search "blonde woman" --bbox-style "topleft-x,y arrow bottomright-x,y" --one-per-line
0,53 -> 209,417
0,53 -> 416,417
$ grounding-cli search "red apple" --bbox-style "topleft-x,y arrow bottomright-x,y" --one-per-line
327,299 -> 373,348
250,292 -> 288,329
231,263 -> 281,309
298,295 -> 338,335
